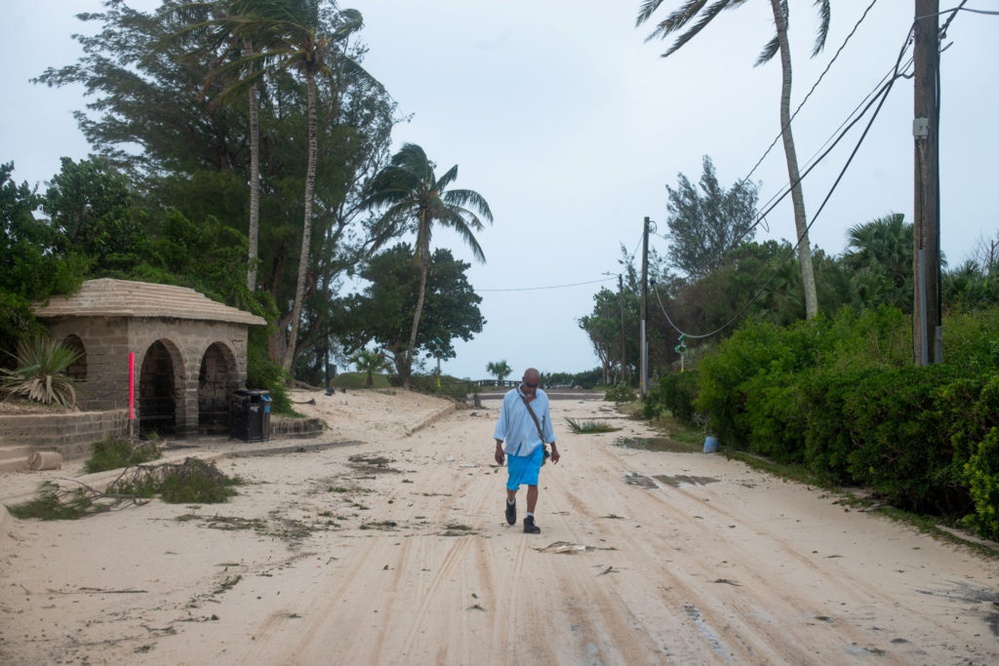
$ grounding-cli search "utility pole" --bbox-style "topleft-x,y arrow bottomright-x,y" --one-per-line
913,0 -> 942,364
618,273 -> 626,385
640,216 -> 650,396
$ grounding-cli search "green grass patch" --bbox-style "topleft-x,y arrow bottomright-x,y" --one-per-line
565,418 -> 621,434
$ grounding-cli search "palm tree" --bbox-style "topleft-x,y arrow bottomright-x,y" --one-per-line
209,1 -> 368,372
486,360 -> 512,386
363,143 -> 493,389
636,0 -> 830,320
351,348 -> 390,387
842,213 -> 913,311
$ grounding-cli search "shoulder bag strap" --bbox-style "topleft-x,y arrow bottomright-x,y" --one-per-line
520,394 -> 545,441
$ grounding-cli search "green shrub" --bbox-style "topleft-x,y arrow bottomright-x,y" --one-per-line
85,434 -> 161,473
246,332 -> 292,415
944,307 -> 999,374
603,382 -> 636,403
644,371 -> 699,423
842,365 -> 966,513
743,376 -> 807,464
798,369 -> 869,484
963,427 -> 999,540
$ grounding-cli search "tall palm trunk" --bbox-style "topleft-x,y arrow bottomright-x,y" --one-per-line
282,70 -> 318,372
403,220 -> 431,390
770,0 -> 818,319
246,40 -> 260,291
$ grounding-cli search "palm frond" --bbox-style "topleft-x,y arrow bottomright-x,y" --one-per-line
811,0 -> 831,57
755,35 -> 780,67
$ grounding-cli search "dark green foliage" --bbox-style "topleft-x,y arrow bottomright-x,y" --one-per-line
681,305 -> 999,535
842,365 -> 967,514
85,435 -> 162,474
964,427 -> 999,539
742,375 -> 807,465
247,330 -> 293,415
336,244 -> 485,381
644,371 -> 699,423
941,307 -> 999,374
663,155 -> 759,279
796,369 -> 868,484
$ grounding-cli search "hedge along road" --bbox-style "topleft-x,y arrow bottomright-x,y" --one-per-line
1,388 -> 996,665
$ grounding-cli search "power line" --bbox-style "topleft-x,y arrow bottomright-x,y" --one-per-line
738,0 -> 883,188
478,277 -> 616,293
653,27 -> 911,341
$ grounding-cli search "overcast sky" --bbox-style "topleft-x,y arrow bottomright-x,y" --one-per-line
2,1 -> 997,381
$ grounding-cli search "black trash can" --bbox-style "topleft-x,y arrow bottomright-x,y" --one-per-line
230,389 -> 271,442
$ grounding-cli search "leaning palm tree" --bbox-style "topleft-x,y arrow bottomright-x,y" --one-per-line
363,143 -> 493,389
637,0 -> 829,320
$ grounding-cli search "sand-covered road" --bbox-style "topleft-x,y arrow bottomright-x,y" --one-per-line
1,388 -> 997,665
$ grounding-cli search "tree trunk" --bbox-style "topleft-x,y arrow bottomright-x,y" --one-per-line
246,39 -> 260,292
770,0 -> 819,319
282,71 -> 318,373
404,224 -> 431,390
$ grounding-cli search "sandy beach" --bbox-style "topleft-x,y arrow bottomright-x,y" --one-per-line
1,388 -> 997,665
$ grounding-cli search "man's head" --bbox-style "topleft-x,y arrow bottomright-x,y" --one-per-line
522,368 -> 540,395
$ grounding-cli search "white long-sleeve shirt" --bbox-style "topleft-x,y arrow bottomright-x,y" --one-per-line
493,387 -> 555,457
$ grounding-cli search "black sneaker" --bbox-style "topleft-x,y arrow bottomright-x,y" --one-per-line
505,500 -> 516,525
523,516 -> 541,534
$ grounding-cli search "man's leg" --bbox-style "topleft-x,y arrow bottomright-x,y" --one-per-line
506,485 -> 518,525
526,485 -> 538,513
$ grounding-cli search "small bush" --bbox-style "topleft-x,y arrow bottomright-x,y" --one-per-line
603,383 -> 636,403
85,435 -> 161,474
644,371 -> 699,423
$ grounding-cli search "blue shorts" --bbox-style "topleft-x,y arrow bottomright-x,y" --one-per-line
507,445 -> 544,491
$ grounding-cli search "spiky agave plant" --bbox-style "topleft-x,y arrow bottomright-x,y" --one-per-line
0,337 -> 82,407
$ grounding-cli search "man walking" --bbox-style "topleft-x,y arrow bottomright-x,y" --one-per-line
493,367 -> 560,533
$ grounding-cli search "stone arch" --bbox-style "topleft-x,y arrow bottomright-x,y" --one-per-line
198,341 -> 239,435
61,334 -> 87,383
138,339 -> 183,438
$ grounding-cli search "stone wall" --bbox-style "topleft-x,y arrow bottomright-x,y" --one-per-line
271,417 -> 325,440
0,410 -> 129,461
45,316 -> 249,438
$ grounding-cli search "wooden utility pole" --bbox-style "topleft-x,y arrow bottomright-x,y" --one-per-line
640,217 -> 651,396
913,0 -> 942,364
618,273 -> 626,385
